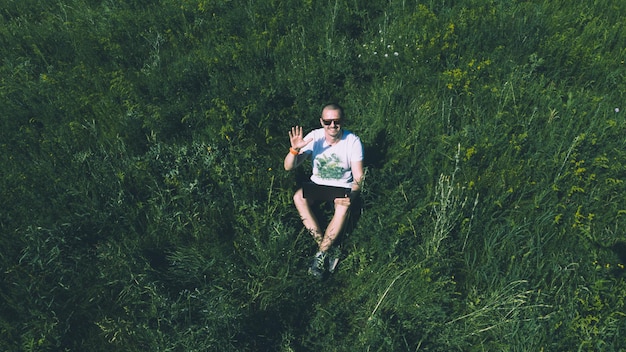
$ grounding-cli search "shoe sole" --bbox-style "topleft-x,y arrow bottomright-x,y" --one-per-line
328,257 -> 339,273
308,267 -> 324,279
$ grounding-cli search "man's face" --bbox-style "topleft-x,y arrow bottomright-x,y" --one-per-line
320,108 -> 342,138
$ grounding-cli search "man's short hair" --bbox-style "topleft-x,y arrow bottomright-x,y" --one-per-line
322,103 -> 344,119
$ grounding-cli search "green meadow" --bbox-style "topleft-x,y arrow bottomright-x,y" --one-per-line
2,0 -> 625,350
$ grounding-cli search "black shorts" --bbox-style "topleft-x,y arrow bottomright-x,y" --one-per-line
302,182 -> 351,201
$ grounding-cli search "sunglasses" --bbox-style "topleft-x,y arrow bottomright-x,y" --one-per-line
322,119 -> 342,126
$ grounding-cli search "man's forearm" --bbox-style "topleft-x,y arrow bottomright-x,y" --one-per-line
284,148 -> 301,170
352,174 -> 364,192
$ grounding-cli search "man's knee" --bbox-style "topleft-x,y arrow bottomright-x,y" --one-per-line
333,197 -> 351,209
293,188 -> 310,209
293,188 -> 302,202
332,202 -> 350,218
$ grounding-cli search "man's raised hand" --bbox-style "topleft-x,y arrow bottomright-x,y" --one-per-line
289,126 -> 312,150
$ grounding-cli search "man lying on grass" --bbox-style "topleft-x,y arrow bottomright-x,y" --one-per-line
284,103 -> 364,279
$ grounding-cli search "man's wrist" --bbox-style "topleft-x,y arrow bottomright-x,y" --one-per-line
289,147 -> 300,155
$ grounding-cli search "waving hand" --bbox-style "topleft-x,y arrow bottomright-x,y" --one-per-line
289,126 -> 312,151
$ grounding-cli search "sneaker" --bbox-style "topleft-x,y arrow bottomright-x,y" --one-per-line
308,251 -> 327,279
327,246 -> 341,273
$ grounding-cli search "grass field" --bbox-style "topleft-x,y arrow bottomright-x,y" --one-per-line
1,0 -> 625,350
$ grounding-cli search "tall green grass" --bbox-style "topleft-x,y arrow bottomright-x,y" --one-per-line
1,0 -> 625,350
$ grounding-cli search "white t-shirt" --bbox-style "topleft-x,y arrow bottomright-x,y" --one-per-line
300,128 -> 363,188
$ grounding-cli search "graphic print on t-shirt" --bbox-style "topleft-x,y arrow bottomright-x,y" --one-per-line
315,154 -> 344,179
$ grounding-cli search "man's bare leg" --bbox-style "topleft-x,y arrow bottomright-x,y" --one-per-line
319,200 -> 351,252
293,188 -> 323,245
